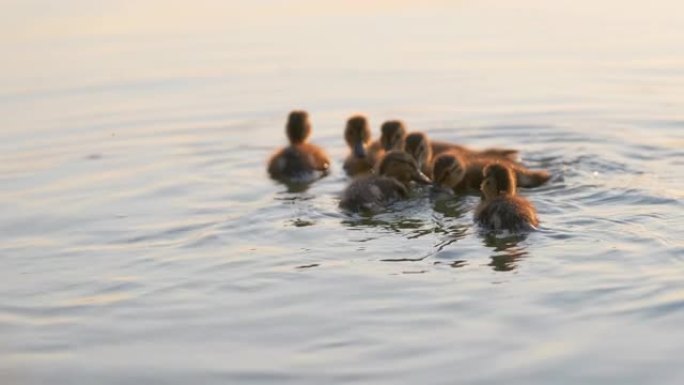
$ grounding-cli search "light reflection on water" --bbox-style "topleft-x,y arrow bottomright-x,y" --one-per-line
1,0 -> 684,384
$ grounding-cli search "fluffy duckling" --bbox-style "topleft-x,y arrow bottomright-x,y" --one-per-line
267,110 -> 330,182
340,150 -> 431,212
380,120 -> 407,152
475,163 -> 539,232
363,120 -> 408,173
432,151 -> 551,192
431,151 -> 468,193
405,132 -> 518,178
405,132 -> 436,177
343,115 -> 378,176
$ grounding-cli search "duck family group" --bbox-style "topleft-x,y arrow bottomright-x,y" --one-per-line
268,110 -> 551,232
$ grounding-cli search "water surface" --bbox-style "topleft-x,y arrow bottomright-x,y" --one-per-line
1,1 -> 684,384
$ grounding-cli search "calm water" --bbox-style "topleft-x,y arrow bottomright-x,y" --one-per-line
2,1 -> 684,384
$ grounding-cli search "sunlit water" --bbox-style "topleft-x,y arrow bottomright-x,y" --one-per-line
2,1 -> 684,384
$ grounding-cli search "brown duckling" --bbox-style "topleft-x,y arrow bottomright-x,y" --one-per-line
364,120 -> 408,167
475,163 -> 539,232
340,150 -> 431,212
343,115 -> 378,176
431,150 -> 468,193
405,131 -> 518,178
267,110 -> 330,181
405,132 -> 436,177
379,120 -> 407,152
432,151 -> 551,192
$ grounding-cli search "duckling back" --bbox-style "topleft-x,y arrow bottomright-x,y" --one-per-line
343,156 -> 373,176
475,162 -> 539,232
268,144 -> 329,182
343,115 -> 375,176
430,139 -> 519,161
267,110 -> 330,183
340,175 -> 408,212
451,157 -> 550,192
475,195 -> 539,232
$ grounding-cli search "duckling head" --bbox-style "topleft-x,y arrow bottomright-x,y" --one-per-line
286,110 -> 312,145
405,132 -> 432,171
380,120 -> 407,151
344,115 -> 371,158
481,163 -> 517,200
378,150 -> 431,186
432,152 -> 466,190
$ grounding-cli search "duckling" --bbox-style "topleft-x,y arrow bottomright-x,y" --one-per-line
267,110 -> 330,182
475,163 -> 539,232
380,120 -> 407,152
343,115 -> 377,176
405,132 -> 519,178
364,120 -> 409,172
340,150 -> 431,212
405,132 -> 436,177
432,139 -> 518,161
432,151 -> 551,192
431,150 -> 468,194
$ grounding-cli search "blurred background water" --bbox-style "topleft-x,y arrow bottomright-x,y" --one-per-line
1,0 -> 683,384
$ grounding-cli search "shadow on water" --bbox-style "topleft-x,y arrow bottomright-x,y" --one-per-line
426,224 -> 472,266
341,213 -> 428,234
274,191 -> 315,202
272,185 -> 323,227
270,170 -> 330,193
429,190 -> 474,250
337,190 -> 477,263
338,193 -> 428,228
431,191 -> 469,218
481,232 -> 530,272
277,180 -> 315,193
340,191 -> 472,237
433,224 -> 470,250
433,259 -> 468,268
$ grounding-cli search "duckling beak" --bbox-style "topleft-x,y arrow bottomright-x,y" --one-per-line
353,142 -> 366,158
413,170 -> 432,185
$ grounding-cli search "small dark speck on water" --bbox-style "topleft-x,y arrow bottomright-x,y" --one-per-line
291,218 -> 315,227
381,256 -> 428,262
296,264 -> 319,270
435,260 -> 468,268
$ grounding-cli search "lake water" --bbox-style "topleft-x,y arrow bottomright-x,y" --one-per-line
2,1 -> 683,384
